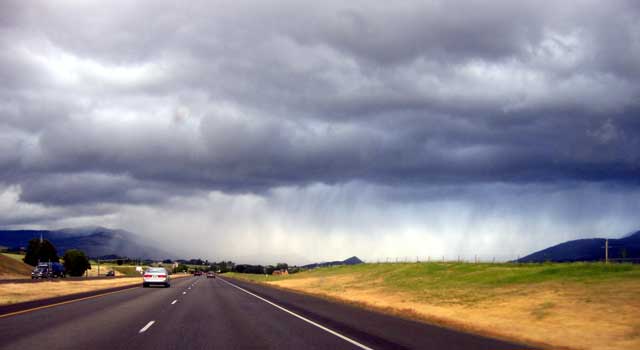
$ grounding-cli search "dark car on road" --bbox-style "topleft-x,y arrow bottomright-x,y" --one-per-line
105,270 -> 115,277
194,271 -> 203,276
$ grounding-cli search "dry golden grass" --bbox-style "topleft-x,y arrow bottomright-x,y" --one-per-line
85,265 -> 122,277
0,278 -> 141,305
0,253 -> 33,279
232,265 -> 640,350
0,273 -> 191,306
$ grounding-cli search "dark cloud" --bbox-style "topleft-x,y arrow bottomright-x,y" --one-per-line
0,0 -> 639,260
17,173 -> 191,206
1,0 -> 639,192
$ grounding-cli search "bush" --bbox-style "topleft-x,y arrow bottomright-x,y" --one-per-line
173,263 -> 188,273
63,249 -> 91,276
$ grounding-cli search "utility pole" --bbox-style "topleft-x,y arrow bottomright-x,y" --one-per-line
605,239 -> 609,264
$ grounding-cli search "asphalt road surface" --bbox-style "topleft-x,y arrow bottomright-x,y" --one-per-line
0,276 -> 535,350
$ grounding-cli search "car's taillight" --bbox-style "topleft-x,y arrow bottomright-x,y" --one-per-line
158,274 -> 166,278
143,274 -> 152,278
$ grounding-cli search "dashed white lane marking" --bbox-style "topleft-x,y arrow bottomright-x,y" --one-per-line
171,300 -> 177,305
182,291 -> 187,295
139,320 -> 155,333
219,278 -> 375,350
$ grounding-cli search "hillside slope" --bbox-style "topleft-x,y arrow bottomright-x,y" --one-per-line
518,230 -> 640,262
0,254 -> 32,278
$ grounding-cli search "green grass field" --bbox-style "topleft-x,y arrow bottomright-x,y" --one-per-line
226,262 -> 640,350
227,261 -> 640,286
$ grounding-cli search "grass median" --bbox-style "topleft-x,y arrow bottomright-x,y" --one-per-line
226,262 -> 640,350
0,278 -> 141,306
0,273 -> 191,306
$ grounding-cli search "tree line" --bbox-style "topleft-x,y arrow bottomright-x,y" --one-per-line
170,260 -> 300,275
22,238 -> 301,277
23,238 -> 91,276
232,263 -> 302,275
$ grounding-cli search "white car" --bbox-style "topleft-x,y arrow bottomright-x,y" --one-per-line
142,267 -> 170,288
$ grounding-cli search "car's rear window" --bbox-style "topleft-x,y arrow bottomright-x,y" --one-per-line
146,268 -> 166,273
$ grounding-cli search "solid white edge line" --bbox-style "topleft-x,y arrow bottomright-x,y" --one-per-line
139,320 -> 155,333
219,278 -> 375,350
171,300 -> 177,305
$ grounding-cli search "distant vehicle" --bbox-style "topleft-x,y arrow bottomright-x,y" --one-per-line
142,267 -> 170,288
105,270 -> 115,277
194,271 -> 203,276
31,262 -> 65,279
206,272 -> 215,278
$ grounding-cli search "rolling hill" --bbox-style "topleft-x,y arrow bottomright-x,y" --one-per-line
0,227 -> 172,260
0,253 -> 33,278
518,230 -> 640,263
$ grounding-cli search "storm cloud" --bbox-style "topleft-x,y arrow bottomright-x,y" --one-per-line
1,0 -> 639,263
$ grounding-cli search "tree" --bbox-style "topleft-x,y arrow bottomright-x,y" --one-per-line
63,249 -> 91,276
173,264 -> 188,273
215,261 -> 235,273
23,238 -> 59,266
234,264 -> 266,274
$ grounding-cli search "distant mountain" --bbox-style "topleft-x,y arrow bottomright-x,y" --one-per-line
0,226 -> 172,259
342,256 -> 364,265
518,230 -> 640,263
302,256 -> 364,269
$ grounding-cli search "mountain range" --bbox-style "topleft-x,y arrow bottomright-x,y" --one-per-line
0,226 -> 172,259
517,230 -> 640,263
3,225 -> 637,264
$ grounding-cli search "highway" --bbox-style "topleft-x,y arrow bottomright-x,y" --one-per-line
0,276 -> 534,350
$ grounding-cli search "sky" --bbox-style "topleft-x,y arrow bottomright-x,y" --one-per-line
1,0 -> 639,264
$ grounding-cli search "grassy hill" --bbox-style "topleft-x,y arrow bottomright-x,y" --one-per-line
227,262 -> 640,350
0,253 -> 33,279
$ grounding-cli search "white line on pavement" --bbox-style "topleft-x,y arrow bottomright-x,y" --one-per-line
171,300 -> 177,305
139,320 -> 155,333
219,278 -> 375,350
